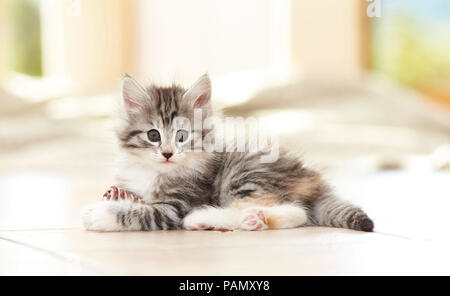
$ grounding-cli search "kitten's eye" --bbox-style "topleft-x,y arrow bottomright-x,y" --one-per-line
147,129 -> 161,142
175,129 -> 189,143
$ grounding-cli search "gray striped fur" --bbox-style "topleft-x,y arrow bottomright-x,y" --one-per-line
83,74 -> 374,232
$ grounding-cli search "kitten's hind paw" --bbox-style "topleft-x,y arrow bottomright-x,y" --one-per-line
240,208 -> 268,231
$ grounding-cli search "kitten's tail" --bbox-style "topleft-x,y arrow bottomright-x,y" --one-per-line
310,195 -> 374,232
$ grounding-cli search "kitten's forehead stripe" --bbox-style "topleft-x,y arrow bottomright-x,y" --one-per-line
148,85 -> 186,127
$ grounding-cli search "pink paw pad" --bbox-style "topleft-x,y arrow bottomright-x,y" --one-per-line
240,208 -> 268,231
102,186 -> 143,203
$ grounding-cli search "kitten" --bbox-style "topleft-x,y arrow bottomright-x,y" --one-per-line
82,74 -> 374,232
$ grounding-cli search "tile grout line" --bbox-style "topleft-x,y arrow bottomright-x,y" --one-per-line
371,230 -> 439,244
0,235 -> 107,275
372,231 -> 415,240
0,226 -> 424,241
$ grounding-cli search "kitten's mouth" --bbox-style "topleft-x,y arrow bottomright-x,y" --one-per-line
162,160 -> 175,164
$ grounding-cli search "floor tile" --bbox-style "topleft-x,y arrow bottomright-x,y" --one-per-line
1,228 -> 449,275
0,237 -> 98,275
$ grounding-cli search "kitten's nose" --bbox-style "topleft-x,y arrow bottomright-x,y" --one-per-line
162,152 -> 173,160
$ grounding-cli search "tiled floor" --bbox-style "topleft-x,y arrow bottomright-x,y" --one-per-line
0,130 -> 449,275
1,227 -> 449,275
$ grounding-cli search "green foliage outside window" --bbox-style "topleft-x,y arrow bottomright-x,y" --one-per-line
5,0 -> 42,77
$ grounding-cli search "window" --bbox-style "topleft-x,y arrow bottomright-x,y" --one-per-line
3,0 -> 42,77
371,0 -> 450,105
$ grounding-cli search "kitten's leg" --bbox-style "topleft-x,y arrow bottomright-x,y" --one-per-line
183,203 -> 308,231
82,199 -> 190,231
311,194 -> 374,232
239,204 -> 308,231
183,206 -> 241,230
278,171 -> 374,232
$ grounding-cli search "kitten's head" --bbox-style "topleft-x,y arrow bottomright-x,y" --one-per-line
117,74 -> 213,173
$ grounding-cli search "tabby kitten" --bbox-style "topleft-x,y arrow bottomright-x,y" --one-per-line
82,74 -> 374,232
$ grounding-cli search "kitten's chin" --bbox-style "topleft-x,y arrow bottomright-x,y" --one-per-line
153,160 -> 180,172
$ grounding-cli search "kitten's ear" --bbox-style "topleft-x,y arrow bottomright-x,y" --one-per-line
121,74 -> 150,112
182,74 -> 212,113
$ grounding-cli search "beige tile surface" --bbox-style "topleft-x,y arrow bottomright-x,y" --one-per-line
1,228 -> 448,275
0,237 -> 89,275
335,170 -> 450,241
0,134 -> 115,230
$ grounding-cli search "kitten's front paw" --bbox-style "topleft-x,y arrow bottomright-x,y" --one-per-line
183,211 -> 216,230
82,202 -> 122,232
240,208 -> 268,231
183,207 -> 238,231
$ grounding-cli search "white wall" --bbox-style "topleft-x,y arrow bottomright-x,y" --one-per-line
131,0 -> 291,85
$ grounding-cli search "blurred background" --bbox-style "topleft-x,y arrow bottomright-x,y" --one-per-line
0,0 -> 449,236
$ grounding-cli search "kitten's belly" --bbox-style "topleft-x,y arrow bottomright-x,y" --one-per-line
115,166 -> 158,202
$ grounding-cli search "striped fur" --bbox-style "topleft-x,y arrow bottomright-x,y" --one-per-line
82,74 -> 374,232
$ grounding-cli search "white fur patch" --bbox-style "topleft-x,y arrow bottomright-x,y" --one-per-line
264,204 -> 308,228
183,203 -> 308,231
82,202 -> 122,232
115,155 -> 158,202
183,206 -> 241,230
